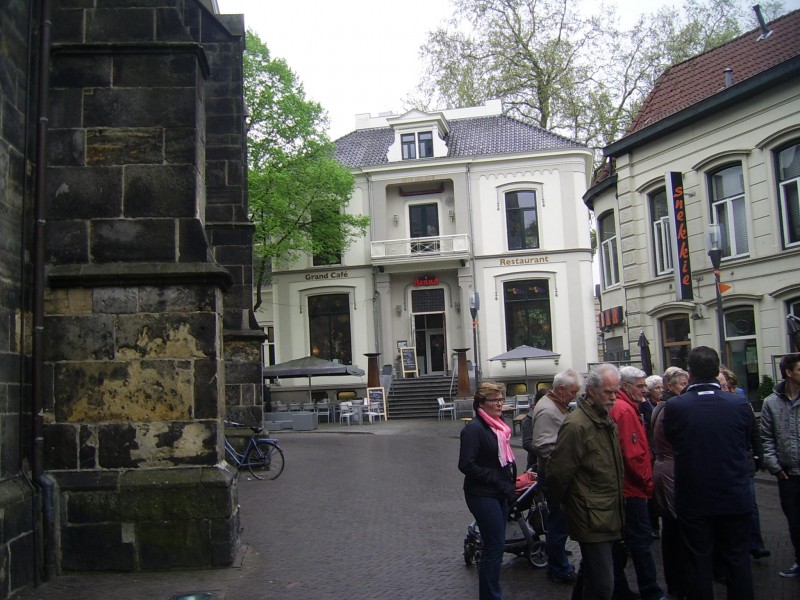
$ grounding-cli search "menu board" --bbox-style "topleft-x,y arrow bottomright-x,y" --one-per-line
400,347 -> 418,378
367,387 -> 388,421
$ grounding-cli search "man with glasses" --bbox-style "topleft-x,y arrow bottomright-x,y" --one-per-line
610,366 -> 665,600
548,364 -> 624,600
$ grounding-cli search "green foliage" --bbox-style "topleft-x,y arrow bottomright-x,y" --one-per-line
758,374 -> 775,399
244,31 -> 369,308
412,0 -> 787,157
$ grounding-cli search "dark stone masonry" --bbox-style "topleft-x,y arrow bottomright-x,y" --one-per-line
0,1 -> 262,597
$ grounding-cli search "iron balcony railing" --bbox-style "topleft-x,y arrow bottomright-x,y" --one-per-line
370,234 -> 471,264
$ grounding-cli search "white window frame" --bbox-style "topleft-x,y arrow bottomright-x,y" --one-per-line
649,188 -> 673,276
709,163 -> 749,259
777,141 -> 800,248
599,212 -> 620,289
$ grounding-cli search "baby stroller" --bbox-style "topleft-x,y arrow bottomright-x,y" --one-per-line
463,470 -> 549,568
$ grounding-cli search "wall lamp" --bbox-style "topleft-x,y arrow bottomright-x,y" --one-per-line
501,360 -> 507,368
395,304 -> 402,317
392,214 -> 399,226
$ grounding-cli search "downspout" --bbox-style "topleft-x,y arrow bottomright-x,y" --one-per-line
466,164 -> 481,383
32,0 -> 57,583
366,172 -> 381,353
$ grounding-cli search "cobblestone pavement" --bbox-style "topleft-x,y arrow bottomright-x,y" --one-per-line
19,419 -> 800,599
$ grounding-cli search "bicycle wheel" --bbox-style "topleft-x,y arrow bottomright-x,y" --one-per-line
245,441 -> 284,480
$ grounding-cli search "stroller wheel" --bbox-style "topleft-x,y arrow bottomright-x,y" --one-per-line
463,541 -> 475,566
526,540 -> 548,568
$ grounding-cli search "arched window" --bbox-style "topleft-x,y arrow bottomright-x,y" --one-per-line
660,314 -> 690,370
776,140 -> 800,248
505,190 -> 539,250
708,163 -> 749,259
503,280 -> 552,350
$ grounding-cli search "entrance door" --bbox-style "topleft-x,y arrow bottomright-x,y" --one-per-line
414,313 -> 446,376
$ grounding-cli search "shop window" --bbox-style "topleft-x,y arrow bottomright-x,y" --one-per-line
604,336 -> 624,363
649,187 -> 673,275
503,280 -> 552,350
661,314 -> 690,370
776,140 -> 800,248
709,163 -> 749,259
505,190 -> 539,250
308,294 -> 352,365
724,307 -> 759,403
598,211 -> 619,288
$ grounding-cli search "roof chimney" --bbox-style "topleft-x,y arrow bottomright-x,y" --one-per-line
724,67 -> 734,88
753,4 -> 773,40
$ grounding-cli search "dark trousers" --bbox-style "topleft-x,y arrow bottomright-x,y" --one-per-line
660,513 -> 687,597
466,494 -> 509,600
576,541 -> 616,600
678,512 -> 753,600
539,471 -> 574,578
613,497 -> 664,600
748,478 -> 765,551
778,475 -> 800,563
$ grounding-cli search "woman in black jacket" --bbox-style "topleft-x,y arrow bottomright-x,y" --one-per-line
459,381 -> 516,600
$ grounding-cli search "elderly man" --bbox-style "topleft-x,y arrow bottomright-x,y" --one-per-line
548,364 -> 624,600
525,369 -> 582,583
665,346 -> 754,600
610,366 -> 665,600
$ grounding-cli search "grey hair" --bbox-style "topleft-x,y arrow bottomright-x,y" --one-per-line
619,365 -> 647,383
553,368 -> 583,391
645,375 -> 662,391
662,366 -> 689,386
586,363 -> 621,390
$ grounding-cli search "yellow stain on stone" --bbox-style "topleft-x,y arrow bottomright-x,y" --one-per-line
130,422 -> 212,466
44,288 -> 92,316
66,361 -> 193,422
117,322 -> 206,360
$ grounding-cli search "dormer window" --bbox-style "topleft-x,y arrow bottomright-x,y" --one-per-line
402,134 -> 416,160
401,131 -> 435,160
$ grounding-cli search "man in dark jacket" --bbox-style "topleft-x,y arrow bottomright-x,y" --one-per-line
548,364 -> 624,600
664,346 -> 754,600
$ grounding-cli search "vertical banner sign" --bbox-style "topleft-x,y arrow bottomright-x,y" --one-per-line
665,172 -> 693,301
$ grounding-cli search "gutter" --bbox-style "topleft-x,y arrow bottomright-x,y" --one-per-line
604,55 -> 800,158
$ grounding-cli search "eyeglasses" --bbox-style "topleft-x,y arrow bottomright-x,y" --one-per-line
483,398 -> 505,404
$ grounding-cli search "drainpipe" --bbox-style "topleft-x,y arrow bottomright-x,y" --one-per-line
32,0 -> 57,582
366,173 -> 381,353
465,164 -> 481,385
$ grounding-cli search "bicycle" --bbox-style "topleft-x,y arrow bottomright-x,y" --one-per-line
223,420 -> 285,480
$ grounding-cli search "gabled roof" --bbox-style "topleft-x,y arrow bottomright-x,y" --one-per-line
334,115 -> 584,169
607,9 -> 800,156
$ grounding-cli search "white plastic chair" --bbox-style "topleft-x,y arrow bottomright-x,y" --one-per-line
365,400 -> 385,423
339,401 -> 354,425
316,400 -> 331,423
514,395 -> 531,416
437,397 -> 456,421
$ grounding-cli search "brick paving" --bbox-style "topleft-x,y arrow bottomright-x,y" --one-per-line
18,419 -> 800,599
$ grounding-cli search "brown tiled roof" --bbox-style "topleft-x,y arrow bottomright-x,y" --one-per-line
625,9 -> 800,136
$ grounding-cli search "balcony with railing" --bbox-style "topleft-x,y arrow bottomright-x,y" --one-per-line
371,234 -> 471,266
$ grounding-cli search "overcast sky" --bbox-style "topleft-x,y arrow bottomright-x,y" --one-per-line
216,0 -> 800,140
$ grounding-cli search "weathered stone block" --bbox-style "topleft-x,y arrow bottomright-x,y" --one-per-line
45,220 -> 90,265
92,287 -> 139,314
86,8 -> 154,43
84,88 -> 197,128
44,288 -> 93,317
8,533 -> 34,594
48,89 -> 84,129
164,127 -> 197,164
79,425 -> 97,468
86,128 -> 164,166
90,218 -> 176,262
48,166 -> 123,219
97,423 -> 140,468
67,491 -> 121,524
115,313 -> 217,359
50,54 -> 112,89
49,7 -> 87,44
138,519 -> 211,569
193,359 -> 221,419
138,285 -> 217,313
55,360 -> 194,423
224,361 -> 261,384
44,315 -> 115,361
179,218 -> 212,262
124,165 -> 197,218
209,513 -> 239,566
61,523 -> 136,571
113,53 -> 199,88
46,129 -> 85,167
42,423 -> 79,470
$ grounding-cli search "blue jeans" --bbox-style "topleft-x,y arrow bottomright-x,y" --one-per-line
778,475 -> 800,563
466,494 -> 509,600
539,471 -> 573,578
613,497 -> 664,600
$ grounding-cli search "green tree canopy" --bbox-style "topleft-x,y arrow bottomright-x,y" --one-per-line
244,31 -> 369,308
412,0 -> 785,163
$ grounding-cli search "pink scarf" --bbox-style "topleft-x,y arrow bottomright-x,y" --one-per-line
478,408 -> 516,467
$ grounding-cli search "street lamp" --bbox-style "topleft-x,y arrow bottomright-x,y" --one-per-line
707,224 -> 726,355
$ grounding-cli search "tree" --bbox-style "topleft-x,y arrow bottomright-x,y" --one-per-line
413,0 -> 786,157
244,31 -> 369,309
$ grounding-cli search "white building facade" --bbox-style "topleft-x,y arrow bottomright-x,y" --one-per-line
260,100 -> 598,400
584,11 -> 800,403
